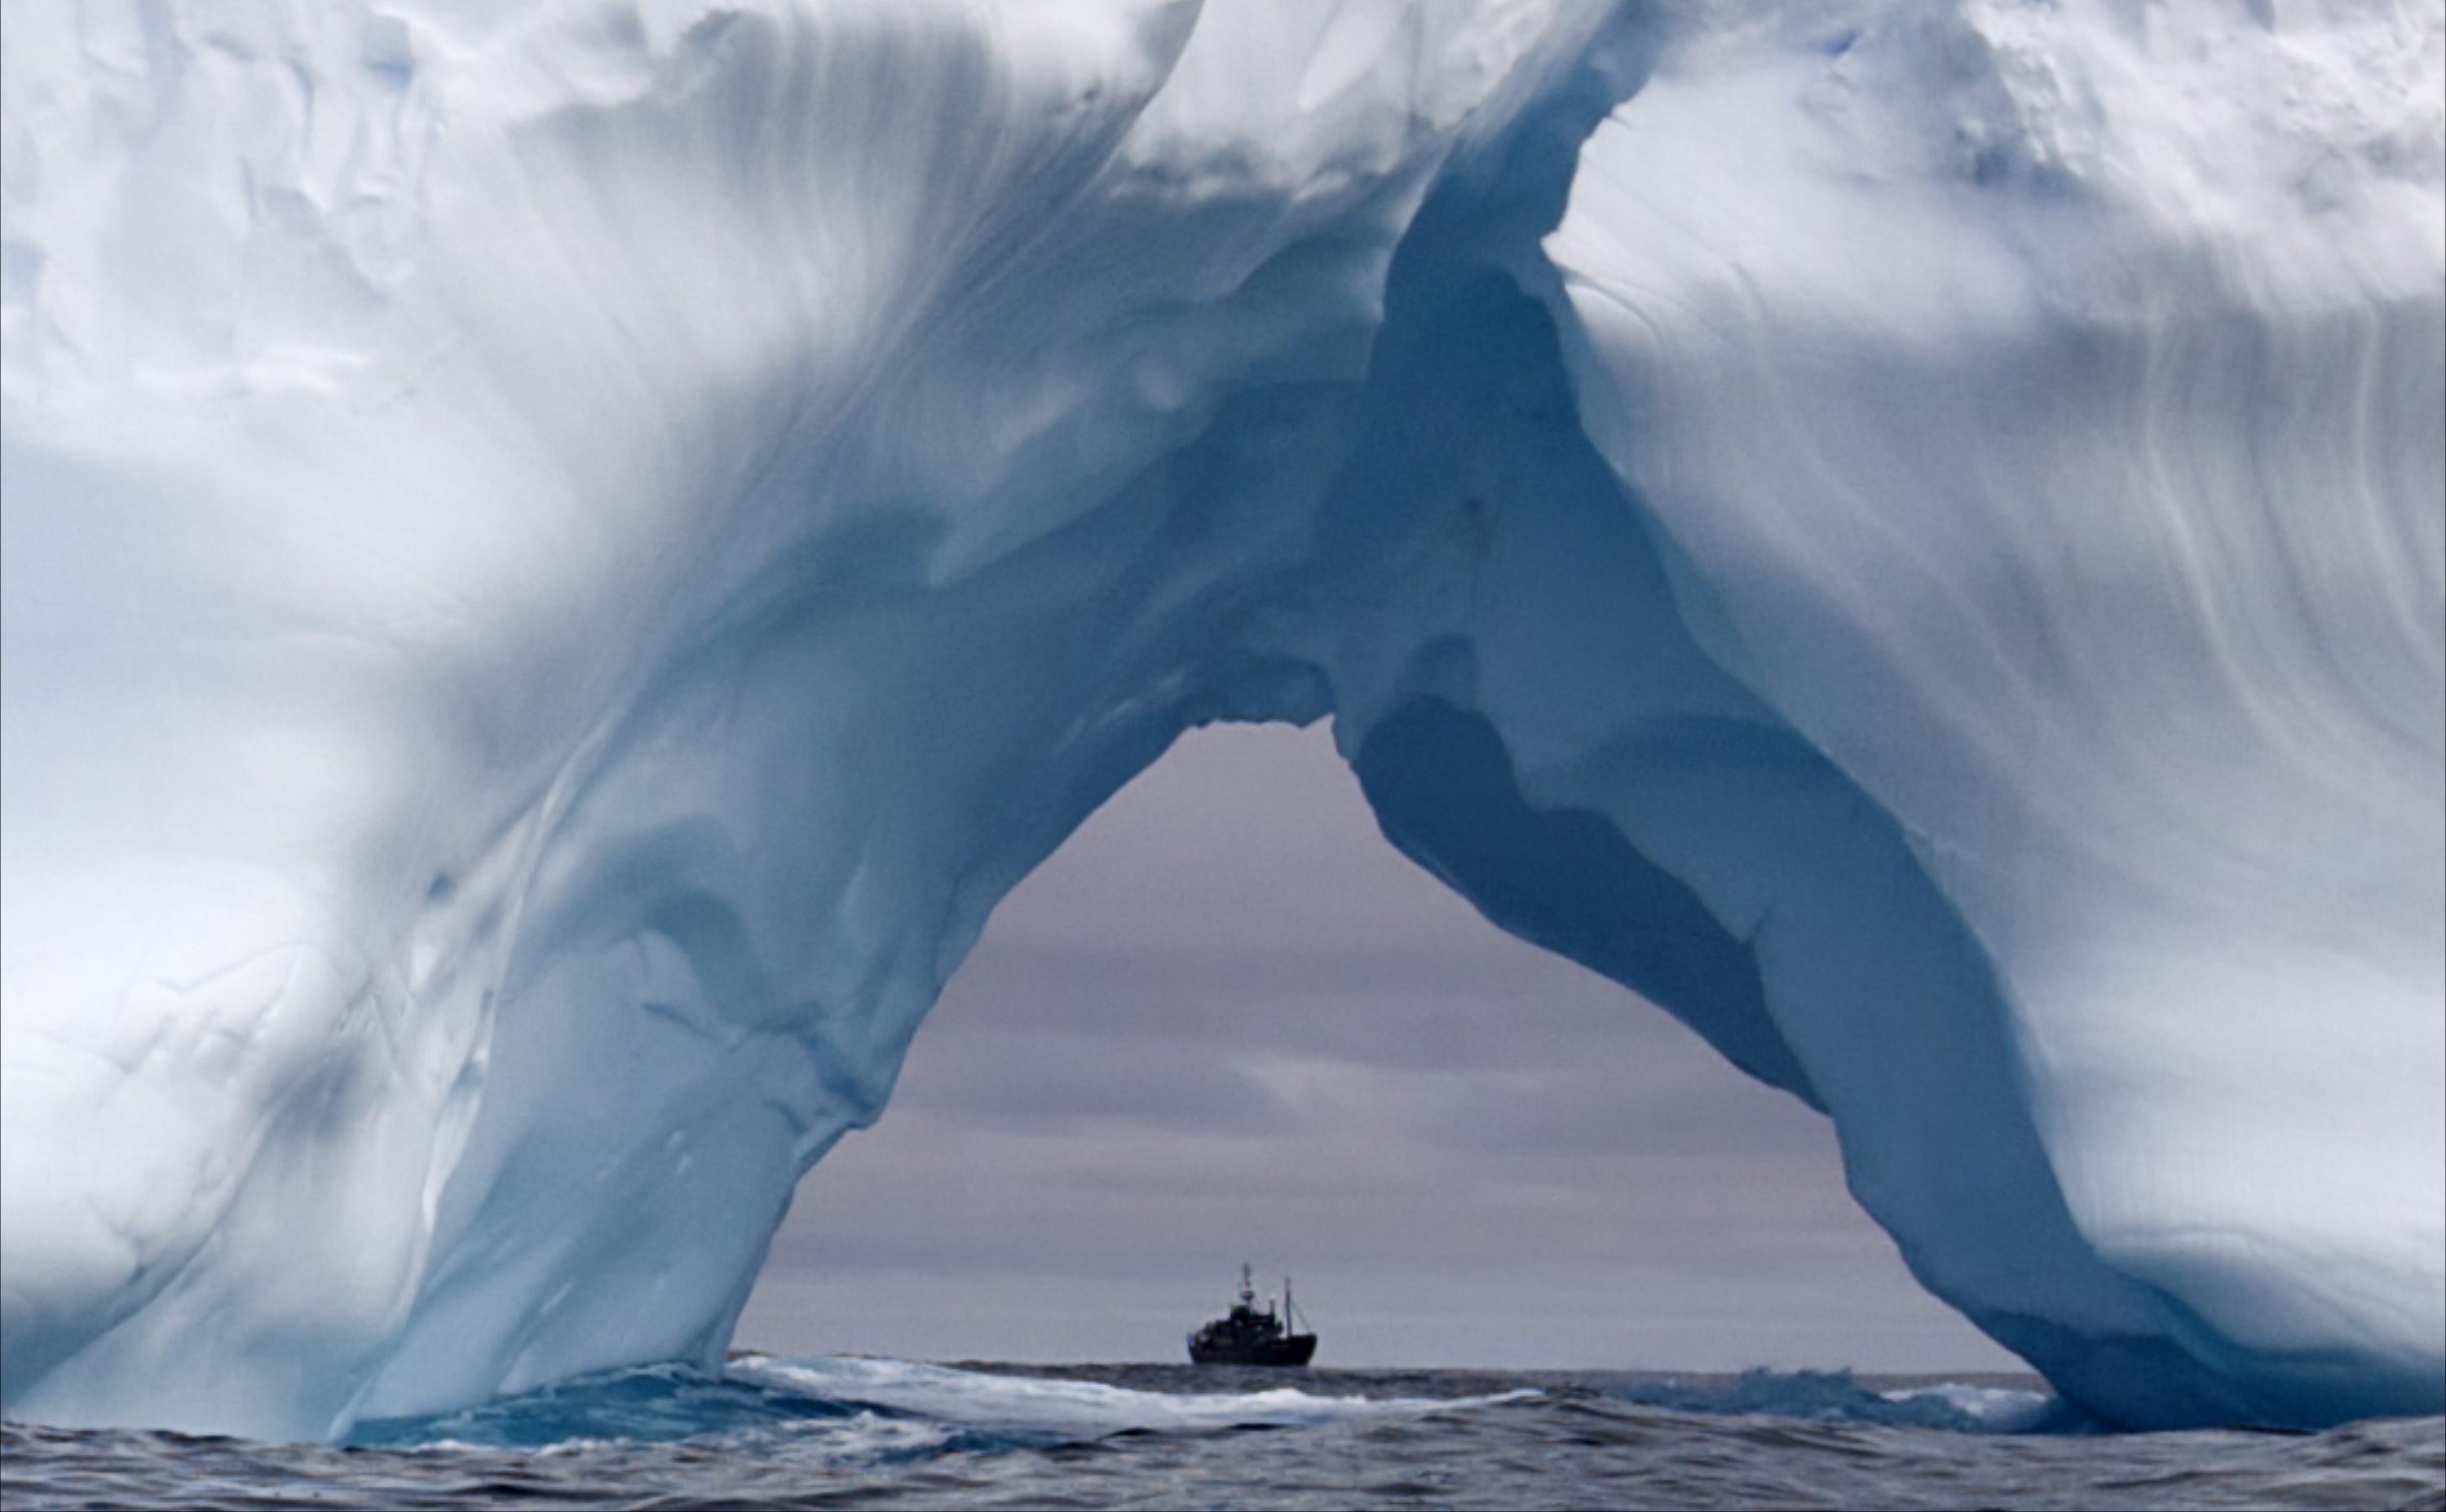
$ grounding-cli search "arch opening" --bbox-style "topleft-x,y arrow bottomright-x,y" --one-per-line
734,720 -> 2020,1373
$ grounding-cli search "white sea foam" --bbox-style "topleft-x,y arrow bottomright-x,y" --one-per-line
733,1356 -> 1538,1435
1878,1383 -> 2060,1435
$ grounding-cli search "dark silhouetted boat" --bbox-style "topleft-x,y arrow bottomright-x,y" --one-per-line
1188,1264 -> 1318,1366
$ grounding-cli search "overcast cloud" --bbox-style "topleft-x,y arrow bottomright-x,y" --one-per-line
738,721 -> 2020,1373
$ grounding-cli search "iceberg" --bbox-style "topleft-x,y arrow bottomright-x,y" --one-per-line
2,0 -> 2437,1439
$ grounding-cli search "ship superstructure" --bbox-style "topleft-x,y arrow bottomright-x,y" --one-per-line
1188,1264 -> 1318,1366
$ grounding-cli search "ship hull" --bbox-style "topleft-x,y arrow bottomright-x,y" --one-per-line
1187,1334 -> 1317,1367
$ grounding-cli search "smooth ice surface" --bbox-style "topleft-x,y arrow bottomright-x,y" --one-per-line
2,0 -> 2439,1439
1543,0 -> 2445,1427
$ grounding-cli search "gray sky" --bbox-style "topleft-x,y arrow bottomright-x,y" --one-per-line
737,720 -> 2020,1373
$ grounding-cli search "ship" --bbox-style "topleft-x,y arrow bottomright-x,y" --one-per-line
1187,1263 -> 1318,1366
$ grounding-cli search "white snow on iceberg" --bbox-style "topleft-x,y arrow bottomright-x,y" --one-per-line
2,0 -> 2438,1439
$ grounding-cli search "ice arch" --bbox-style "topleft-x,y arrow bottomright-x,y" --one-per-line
4,0 -> 2439,1440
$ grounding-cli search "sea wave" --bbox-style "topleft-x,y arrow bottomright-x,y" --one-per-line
731,1355 -> 1543,1437
1591,1369 -> 2068,1434
349,1356 -> 1541,1461
9,1361 -> 2439,1512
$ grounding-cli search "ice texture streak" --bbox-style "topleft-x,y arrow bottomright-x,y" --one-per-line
2,0 -> 2438,1440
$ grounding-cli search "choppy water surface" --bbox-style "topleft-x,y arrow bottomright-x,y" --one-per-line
5,1358 -> 2440,1510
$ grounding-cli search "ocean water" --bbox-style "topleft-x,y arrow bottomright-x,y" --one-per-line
4,1358 -> 2440,1510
